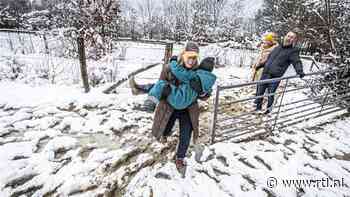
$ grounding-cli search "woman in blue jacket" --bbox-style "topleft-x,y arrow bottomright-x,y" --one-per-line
148,57 -> 216,110
129,42 -> 212,171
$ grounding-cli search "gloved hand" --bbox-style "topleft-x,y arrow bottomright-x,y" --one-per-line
142,98 -> 156,113
189,76 -> 202,94
160,83 -> 171,100
299,72 -> 305,78
169,55 -> 178,62
198,92 -> 211,101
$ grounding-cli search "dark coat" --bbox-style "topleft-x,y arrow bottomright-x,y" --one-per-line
262,45 -> 304,78
151,64 -> 200,143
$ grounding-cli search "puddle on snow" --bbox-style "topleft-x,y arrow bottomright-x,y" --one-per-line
76,133 -> 121,150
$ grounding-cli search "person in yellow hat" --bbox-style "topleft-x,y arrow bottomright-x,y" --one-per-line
251,32 -> 279,81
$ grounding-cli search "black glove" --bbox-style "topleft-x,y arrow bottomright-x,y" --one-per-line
160,83 -> 171,100
169,55 -> 178,62
299,72 -> 305,78
142,98 -> 156,113
190,76 -> 202,94
198,92 -> 211,101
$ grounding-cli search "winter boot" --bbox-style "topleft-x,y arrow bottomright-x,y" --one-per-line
129,76 -> 142,95
175,158 -> 187,178
254,105 -> 263,115
264,109 -> 271,115
160,136 -> 168,144
264,106 -> 273,115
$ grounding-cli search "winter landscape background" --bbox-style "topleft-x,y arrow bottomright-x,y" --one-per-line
1,0 -> 350,197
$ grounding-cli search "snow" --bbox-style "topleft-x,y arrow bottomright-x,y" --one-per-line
1,42 -> 350,197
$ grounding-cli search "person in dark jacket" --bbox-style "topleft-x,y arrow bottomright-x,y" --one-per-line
255,31 -> 305,114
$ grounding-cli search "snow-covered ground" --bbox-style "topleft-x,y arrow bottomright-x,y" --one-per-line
0,43 -> 349,197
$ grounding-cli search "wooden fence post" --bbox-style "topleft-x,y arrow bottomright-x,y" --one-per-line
43,34 -> 49,54
7,32 -> 14,51
77,36 -> 90,93
164,42 -> 173,65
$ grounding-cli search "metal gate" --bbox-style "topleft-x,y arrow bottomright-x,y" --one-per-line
209,67 -> 350,144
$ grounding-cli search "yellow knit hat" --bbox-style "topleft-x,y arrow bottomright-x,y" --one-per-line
263,33 -> 275,42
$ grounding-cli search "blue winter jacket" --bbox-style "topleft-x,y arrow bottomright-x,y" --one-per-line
148,61 -> 216,110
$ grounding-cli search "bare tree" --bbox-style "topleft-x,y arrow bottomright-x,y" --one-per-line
256,0 -> 350,56
136,0 -> 158,39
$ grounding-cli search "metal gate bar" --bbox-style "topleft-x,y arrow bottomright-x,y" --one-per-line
218,91 -> 350,130
210,68 -> 350,144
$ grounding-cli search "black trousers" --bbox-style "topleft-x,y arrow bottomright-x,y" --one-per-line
139,82 -> 193,159
255,73 -> 281,110
163,109 -> 193,159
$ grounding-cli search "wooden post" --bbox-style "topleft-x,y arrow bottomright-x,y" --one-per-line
43,34 -> 49,54
7,32 -> 14,51
77,36 -> 90,93
210,86 -> 220,144
29,34 -> 35,53
163,42 -> 173,65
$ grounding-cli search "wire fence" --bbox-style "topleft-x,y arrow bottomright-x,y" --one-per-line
203,46 -> 258,68
0,29 -> 167,87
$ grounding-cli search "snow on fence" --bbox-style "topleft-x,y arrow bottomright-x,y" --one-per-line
0,29 -> 168,87
202,45 -> 259,68
1,29 -> 266,94
0,29 -> 47,54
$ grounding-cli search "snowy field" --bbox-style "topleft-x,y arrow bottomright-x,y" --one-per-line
1,43 -> 350,196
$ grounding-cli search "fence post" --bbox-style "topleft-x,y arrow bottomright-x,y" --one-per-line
16,31 -> 22,53
319,87 -> 331,115
7,32 -> 13,51
77,36 -> 90,93
163,42 -> 173,65
29,34 -> 35,53
272,79 -> 289,131
210,86 -> 220,144
43,34 -> 49,54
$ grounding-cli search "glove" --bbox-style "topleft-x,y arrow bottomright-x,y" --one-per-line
198,93 -> 211,101
169,55 -> 178,62
160,83 -> 171,100
142,98 -> 156,113
189,76 -> 202,94
299,72 -> 305,78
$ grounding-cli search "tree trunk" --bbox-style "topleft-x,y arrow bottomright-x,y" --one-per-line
77,36 -> 90,93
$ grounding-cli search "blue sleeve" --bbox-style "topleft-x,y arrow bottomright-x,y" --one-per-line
169,61 -> 196,83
